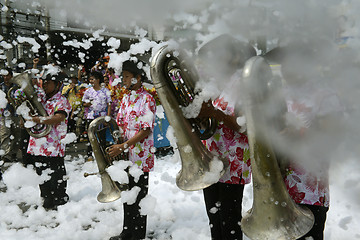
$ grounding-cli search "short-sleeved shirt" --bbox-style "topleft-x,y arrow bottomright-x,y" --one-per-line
27,88 -> 72,157
82,87 -> 111,119
61,84 -> 84,112
116,86 -> 156,172
283,82 -> 343,207
202,96 -> 251,185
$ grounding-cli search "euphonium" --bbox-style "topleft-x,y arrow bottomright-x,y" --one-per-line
150,45 -> 229,191
84,116 -> 128,203
240,56 -> 314,240
7,71 -> 52,138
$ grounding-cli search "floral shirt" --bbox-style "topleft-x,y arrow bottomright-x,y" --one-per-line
27,87 -> 72,157
116,86 -> 156,172
283,82 -> 343,207
82,87 -> 111,119
202,96 -> 251,185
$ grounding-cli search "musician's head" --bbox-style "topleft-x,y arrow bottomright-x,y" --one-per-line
121,59 -> 147,90
197,34 -> 256,80
42,68 -> 67,97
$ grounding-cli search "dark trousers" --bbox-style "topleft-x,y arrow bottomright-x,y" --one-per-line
297,204 -> 329,240
122,171 -> 149,240
203,182 -> 245,240
68,117 -> 76,133
20,128 -> 30,163
27,155 -> 69,209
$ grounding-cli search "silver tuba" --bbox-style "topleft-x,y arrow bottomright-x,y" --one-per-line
240,56 -> 314,239
7,71 -> 52,138
84,116 -> 128,203
150,45 -> 229,191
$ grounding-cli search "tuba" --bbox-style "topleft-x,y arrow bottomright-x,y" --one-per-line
240,56 -> 314,239
150,45 -> 229,191
84,116 -> 128,203
7,71 -> 52,138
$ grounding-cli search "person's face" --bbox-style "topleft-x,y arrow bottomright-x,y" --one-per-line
122,70 -> 140,90
3,74 -> 12,85
104,76 -> 109,85
42,80 -> 57,95
89,76 -> 100,86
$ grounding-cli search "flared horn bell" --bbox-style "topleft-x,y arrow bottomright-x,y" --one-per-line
8,72 -> 52,138
240,56 -> 314,240
86,116 -> 126,203
150,45 -> 229,191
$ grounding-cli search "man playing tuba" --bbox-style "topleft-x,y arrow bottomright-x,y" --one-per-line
107,60 -> 156,240
21,65 -> 72,211
196,34 -> 256,240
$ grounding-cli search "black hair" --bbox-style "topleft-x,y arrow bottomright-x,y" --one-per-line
90,71 -> 104,84
42,71 -> 67,83
122,60 -> 147,82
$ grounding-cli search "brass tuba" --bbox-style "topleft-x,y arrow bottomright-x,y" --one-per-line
150,45 -> 229,191
84,116 -> 128,203
240,56 -> 314,239
7,71 -> 52,138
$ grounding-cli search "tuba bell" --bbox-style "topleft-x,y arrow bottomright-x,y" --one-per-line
7,71 -> 52,138
150,45 -> 229,191
240,56 -> 314,239
84,116 -> 128,203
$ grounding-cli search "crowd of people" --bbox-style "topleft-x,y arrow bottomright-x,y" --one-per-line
0,34 -> 342,240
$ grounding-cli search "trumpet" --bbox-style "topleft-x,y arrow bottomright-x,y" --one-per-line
84,116 -> 128,203
7,71 -> 52,138
240,56 -> 314,240
150,45 -> 229,191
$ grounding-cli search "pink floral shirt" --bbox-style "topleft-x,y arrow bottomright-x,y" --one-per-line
27,87 -> 72,157
116,86 -> 156,172
283,82 -> 343,207
202,97 -> 251,185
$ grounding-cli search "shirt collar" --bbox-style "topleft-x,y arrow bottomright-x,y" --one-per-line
132,85 -> 145,94
47,91 -> 62,101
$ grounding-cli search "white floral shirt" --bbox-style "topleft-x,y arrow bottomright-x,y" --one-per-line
283,82 -> 343,207
116,87 -> 156,172
202,96 -> 251,185
27,87 -> 72,157
82,87 -> 111,119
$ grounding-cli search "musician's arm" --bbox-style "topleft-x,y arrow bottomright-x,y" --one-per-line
198,100 -> 242,132
32,112 -> 67,125
108,128 -> 151,157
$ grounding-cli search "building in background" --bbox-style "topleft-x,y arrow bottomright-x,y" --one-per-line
0,0 -> 143,72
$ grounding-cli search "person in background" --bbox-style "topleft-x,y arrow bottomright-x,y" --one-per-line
0,67 -> 22,163
105,67 -> 119,86
24,66 -> 72,210
196,34 -> 256,240
62,75 -> 84,135
77,64 -> 88,84
91,57 -> 107,75
107,60 -> 156,240
82,71 -> 111,160
76,64 -> 89,141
